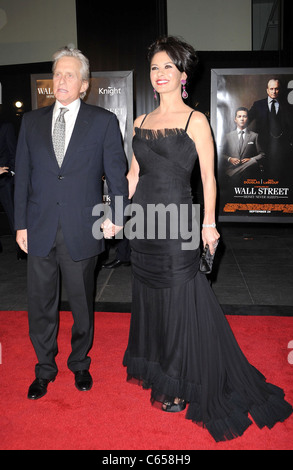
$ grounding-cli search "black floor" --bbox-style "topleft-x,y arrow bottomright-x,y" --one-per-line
1,218 -> 293,315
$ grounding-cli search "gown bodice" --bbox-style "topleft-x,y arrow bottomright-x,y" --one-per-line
130,113 -> 199,255
133,126 -> 198,206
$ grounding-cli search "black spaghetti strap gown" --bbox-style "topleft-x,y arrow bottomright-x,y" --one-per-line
123,111 -> 292,442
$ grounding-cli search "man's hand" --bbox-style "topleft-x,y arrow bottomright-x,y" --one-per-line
0,166 -> 9,175
229,157 -> 240,165
101,218 -> 123,239
16,229 -> 28,254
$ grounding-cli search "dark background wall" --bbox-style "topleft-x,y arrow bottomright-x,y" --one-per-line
76,0 -> 167,118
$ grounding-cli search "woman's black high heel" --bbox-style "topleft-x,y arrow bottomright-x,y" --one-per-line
162,399 -> 186,413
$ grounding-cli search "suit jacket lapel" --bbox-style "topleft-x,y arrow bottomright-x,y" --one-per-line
40,104 -> 55,161
232,131 -> 239,155
61,101 -> 91,168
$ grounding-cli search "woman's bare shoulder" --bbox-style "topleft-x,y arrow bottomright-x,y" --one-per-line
134,114 -> 147,128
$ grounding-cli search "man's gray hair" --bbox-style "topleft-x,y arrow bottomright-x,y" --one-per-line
52,46 -> 90,99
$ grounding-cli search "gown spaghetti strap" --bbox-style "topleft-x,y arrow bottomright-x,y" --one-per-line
123,111 -> 292,442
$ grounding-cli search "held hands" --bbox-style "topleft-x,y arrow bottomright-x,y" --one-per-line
229,157 -> 251,165
229,157 -> 240,165
16,221 -> 124,253
101,218 -> 123,239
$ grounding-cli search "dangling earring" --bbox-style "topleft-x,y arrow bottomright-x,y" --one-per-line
153,88 -> 158,100
181,79 -> 188,99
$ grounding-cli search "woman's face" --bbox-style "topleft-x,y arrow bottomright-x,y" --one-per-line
150,51 -> 186,97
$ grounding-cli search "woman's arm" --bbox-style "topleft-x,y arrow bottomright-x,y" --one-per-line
127,154 -> 140,199
127,115 -> 145,199
189,112 -> 220,253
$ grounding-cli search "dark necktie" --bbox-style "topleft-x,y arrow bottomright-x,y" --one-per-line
269,99 -> 281,137
53,107 -> 69,167
239,130 -> 244,154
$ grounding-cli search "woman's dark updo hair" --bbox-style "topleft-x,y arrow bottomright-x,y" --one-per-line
147,36 -> 198,84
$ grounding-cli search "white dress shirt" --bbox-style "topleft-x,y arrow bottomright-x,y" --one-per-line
237,128 -> 246,139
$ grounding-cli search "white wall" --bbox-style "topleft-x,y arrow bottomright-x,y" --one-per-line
167,0 -> 252,51
0,0 -> 252,67
0,0 -> 77,65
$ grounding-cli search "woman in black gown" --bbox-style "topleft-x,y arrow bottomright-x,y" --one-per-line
123,36 -> 292,442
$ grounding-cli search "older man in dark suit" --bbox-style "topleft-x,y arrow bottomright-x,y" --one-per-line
248,78 -> 293,180
14,47 -> 128,399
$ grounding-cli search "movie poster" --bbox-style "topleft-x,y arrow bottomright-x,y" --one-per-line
211,68 -> 293,222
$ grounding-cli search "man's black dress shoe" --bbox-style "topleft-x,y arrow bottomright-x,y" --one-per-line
101,258 -> 131,269
27,377 -> 54,400
74,370 -> 93,391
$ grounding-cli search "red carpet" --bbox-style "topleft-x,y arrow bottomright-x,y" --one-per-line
0,311 -> 292,450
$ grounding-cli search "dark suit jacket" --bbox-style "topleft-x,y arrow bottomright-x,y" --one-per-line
248,98 -> 293,151
14,100 -> 128,261
0,122 -> 16,187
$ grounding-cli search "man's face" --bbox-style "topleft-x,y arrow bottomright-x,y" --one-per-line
267,80 -> 280,100
53,56 -> 88,106
235,110 -> 248,129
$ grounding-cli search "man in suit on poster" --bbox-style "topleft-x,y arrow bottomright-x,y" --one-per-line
14,47 -> 128,400
221,107 -> 265,182
248,78 -> 293,180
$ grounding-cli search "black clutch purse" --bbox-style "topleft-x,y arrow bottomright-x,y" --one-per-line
199,241 -> 218,274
